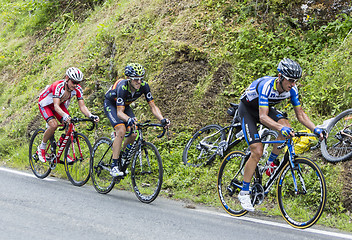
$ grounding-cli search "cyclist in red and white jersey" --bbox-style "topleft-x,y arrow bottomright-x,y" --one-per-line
37,67 -> 99,162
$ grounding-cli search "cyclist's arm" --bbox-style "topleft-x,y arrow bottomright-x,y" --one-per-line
148,100 -> 164,121
293,105 -> 317,131
259,106 -> 286,132
53,97 -> 69,119
116,105 -> 131,122
77,99 -> 99,121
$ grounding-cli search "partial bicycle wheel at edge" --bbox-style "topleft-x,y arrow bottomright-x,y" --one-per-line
217,150 -> 248,217
183,124 -> 226,167
321,109 -> 352,162
90,137 -> 116,194
277,157 -> 326,229
131,142 -> 163,203
64,133 -> 92,186
29,128 -> 52,179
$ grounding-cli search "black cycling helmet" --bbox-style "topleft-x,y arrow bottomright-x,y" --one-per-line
277,58 -> 302,79
124,63 -> 145,77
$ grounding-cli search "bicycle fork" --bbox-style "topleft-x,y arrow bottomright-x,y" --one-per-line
136,146 -> 153,175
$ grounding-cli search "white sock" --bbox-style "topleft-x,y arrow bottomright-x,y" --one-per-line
40,142 -> 47,150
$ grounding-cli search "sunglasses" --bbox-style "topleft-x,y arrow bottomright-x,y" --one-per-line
130,77 -> 144,82
283,75 -> 299,83
70,79 -> 80,85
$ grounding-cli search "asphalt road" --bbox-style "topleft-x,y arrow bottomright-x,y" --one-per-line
0,166 -> 351,240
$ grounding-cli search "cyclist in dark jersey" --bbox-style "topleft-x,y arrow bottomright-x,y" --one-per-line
104,63 -> 170,177
37,67 -> 99,162
237,58 -> 326,211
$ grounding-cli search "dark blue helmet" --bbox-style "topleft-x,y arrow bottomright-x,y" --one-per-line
277,58 -> 302,79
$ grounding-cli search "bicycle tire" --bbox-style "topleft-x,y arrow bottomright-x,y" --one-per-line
183,124 -> 226,167
321,109 -> 352,162
131,142 -> 163,203
277,157 -> 326,229
90,137 -> 116,194
217,150 -> 248,217
28,128 -> 52,179
64,133 -> 92,186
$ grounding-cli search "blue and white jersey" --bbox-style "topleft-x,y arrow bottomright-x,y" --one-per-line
240,76 -> 301,108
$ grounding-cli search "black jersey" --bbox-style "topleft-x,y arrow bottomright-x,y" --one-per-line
105,79 -> 154,106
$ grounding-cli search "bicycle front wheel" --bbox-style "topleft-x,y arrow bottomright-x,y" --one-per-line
217,151 -> 248,216
91,137 -> 116,194
29,128 -> 52,179
321,109 -> 352,162
277,157 -> 326,229
131,142 -> 163,203
64,133 -> 92,186
183,124 -> 226,167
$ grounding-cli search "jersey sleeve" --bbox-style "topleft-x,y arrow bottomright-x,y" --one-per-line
53,82 -> 62,98
115,86 -> 127,107
290,86 -> 301,107
142,82 -> 154,102
75,85 -> 84,100
258,81 -> 270,108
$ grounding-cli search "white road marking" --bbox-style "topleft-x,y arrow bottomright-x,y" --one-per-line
194,208 -> 352,239
0,167 -> 57,181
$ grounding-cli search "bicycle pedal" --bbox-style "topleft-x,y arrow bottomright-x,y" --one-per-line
49,162 -> 57,170
226,186 -> 234,196
114,175 -> 125,180
32,153 -> 39,161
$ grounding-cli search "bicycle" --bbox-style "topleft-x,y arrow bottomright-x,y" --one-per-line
217,131 -> 326,229
182,103 -> 278,167
29,117 -> 96,186
321,108 -> 352,162
90,120 -> 167,203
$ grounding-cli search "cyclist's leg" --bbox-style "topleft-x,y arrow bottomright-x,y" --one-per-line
104,100 -> 125,176
39,104 -> 59,143
38,104 -> 59,162
238,103 -> 262,211
104,100 -> 124,159
121,106 -> 137,150
268,107 -> 290,156
239,103 -> 263,183
113,124 -> 126,159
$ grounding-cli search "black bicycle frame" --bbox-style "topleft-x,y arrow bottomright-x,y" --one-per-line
232,138 -> 299,194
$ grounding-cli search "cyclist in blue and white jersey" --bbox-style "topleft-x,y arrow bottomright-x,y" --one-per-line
237,58 -> 326,211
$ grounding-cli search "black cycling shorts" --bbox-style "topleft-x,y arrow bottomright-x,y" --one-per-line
103,99 -> 135,129
239,101 -> 287,145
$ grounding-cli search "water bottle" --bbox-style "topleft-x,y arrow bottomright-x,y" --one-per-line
110,132 -> 116,141
235,130 -> 244,139
265,158 -> 279,176
122,144 -> 132,161
58,134 -> 65,147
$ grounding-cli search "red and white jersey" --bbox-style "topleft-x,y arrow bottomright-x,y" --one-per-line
38,80 -> 83,108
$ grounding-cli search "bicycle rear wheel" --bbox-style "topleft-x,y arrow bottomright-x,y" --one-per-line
183,124 -> 226,167
64,133 -> 92,186
321,109 -> 352,162
29,128 -> 52,179
131,142 -> 163,203
217,151 -> 248,216
91,137 -> 116,194
277,157 -> 326,229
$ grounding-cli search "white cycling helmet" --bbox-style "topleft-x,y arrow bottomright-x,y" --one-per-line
66,67 -> 83,82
